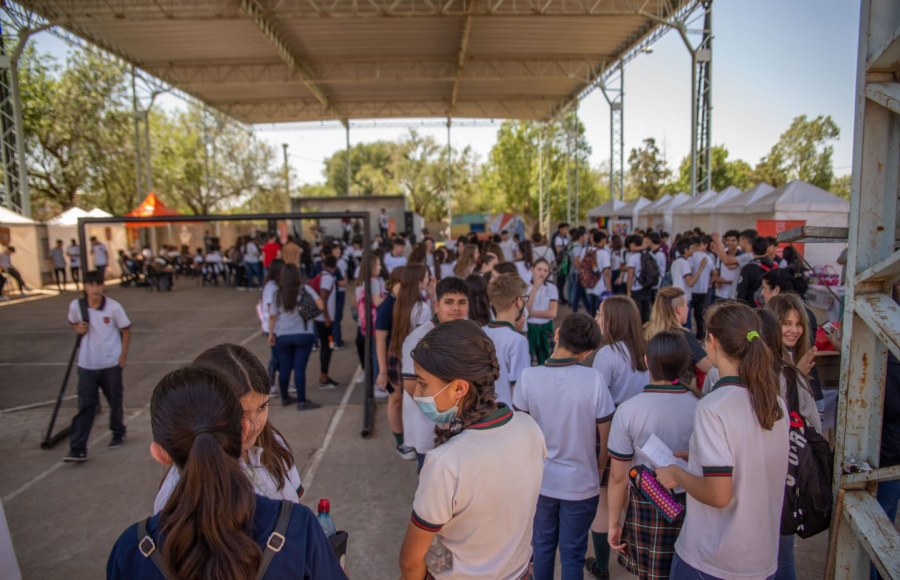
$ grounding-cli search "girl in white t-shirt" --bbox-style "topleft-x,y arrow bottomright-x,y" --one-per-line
399,320 -> 546,580
154,344 -> 304,513
525,259 -> 559,365
259,259 -> 285,393
656,303 -> 789,580
606,331 -> 697,580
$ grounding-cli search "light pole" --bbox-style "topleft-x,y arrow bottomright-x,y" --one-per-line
282,143 -> 290,211
567,127 -> 579,228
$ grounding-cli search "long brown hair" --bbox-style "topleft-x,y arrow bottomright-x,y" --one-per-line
433,247 -> 449,282
765,293 -> 810,362
644,287 -> 687,340
455,245 -> 479,278
386,264 -> 405,294
153,366 -> 260,580
390,264 -> 428,357
412,319 -> 500,445
193,344 -> 294,487
485,242 -> 506,263
275,264 -> 302,312
517,240 -> 534,269
600,296 -> 648,372
465,273 -> 491,326
409,242 -> 428,265
706,302 -> 784,430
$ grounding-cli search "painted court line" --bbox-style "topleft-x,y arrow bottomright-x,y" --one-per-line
2,409 -> 145,504
239,330 -> 262,346
3,328 -> 260,334
2,395 -> 77,413
0,360 -> 193,367
301,365 -> 361,495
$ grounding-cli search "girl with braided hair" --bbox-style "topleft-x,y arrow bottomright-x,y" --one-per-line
399,319 -> 546,580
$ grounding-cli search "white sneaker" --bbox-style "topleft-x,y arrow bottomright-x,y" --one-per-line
269,384 -> 278,395
356,374 -> 365,384
396,445 -> 417,461
0,296 -> 9,302
374,388 -> 390,399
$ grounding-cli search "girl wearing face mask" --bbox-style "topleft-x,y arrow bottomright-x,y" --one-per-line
399,320 -> 547,580
153,344 -> 303,513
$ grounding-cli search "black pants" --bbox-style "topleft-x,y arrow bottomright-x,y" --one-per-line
96,264 -> 107,279
5,266 -> 25,292
70,365 -> 125,453
380,227 -> 388,240
631,287 -> 653,324
54,267 -> 66,290
314,320 -> 333,375
691,293 -> 709,339
70,266 -> 80,289
556,273 -> 567,305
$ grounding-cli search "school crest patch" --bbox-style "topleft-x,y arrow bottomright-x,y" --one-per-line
103,317 -> 111,324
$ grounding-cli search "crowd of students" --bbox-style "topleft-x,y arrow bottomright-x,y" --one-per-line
75,220 -> 898,580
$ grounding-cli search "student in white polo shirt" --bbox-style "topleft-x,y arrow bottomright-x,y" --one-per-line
384,238 -> 409,274
483,273 -> 531,407
513,313 -> 615,580
525,258 -> 559,365
315,255 -> 340,390
624,235 -> 653,324
399,320 -> 546,580
583,231 -> 613,317
64,270 -> 131,462
689,236 -> 713,339
90,236 -> 109,279
401,277 -> 470,471
710,230 -> 741,302
656,302 -> 789,580
605,331 -> 697,580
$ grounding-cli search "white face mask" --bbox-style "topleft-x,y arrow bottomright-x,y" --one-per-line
413,381 -> 459,424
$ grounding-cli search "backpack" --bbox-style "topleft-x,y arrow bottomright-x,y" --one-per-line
752,260 -> 778,306
638,250 -> 661,289
357,283 -> 383,336
780,375 -> 833,539
579,247 -> 601,289
309,272 -> 323,294
298,289 -> 322,323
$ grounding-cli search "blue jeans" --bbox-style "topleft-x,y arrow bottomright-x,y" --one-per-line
274,333 -> 315,403
246,262 -> 263,289
872,478 -> 900,580
567,272 -> 591,313
670,553 -> 775,580
532,494 -> 599,580
333,291 -> 345,346
775,534 -> 796,580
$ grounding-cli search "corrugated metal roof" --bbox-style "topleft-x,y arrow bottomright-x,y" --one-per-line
20,0 -> 696,124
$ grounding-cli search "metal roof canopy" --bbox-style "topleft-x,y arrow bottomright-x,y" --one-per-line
17,0 -> 699,125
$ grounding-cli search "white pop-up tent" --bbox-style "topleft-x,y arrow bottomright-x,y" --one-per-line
637,194 -> 671,230
586,198 -> 628,219
621,197 -> 652,229
46,207 -> 129,278
672,189 -> 717,233
643,192 -> 691,233
690,185 -> 743,233
587,197 -> 652,234
711,182 -> 776,233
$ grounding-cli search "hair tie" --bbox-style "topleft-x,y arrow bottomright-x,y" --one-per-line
747,331 -> 760,343
195,428 -> 214,437
671,379 -> 680,385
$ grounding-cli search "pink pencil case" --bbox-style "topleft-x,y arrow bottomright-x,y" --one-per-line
630,465 -> 684,523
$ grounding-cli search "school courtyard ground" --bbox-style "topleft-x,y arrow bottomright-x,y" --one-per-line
0,282 -> 833,580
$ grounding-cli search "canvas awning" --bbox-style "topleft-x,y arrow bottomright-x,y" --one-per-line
586,198 -> 628,218
124,192 -> 184,227
47,207 -> 114,226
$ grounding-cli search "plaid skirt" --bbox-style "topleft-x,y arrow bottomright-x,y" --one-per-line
387,351 -> 402,390
427,562 -> 533,580
618,484 -> 686,580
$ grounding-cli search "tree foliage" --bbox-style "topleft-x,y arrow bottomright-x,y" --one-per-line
627,138 -> 671,200
666,145 -> 753,195
751,115 -> 840,190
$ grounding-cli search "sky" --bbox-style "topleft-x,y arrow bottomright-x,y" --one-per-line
32,0 -> 861,187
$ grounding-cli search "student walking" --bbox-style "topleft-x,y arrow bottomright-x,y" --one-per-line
0,246 -> 29,295
399,320 -> 546,580
315,255 -> 341,389
514,313 -> 615,580
583,231 -> 613,317
90,236 -> 109,279
67,239 -> 82,290
484,273 -> 531,407
107,366 -> 347,580
267,264 -> 322,410
64,270 -> 131,462
624,235 -> 653,323
260,259 -> 285,392
49,239 -> 67,291
243,235 -> 263,290
656,303 -> 789,580
525,258 -> 559,365
154,344 -> 305,512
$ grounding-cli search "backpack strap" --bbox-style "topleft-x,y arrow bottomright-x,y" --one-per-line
256,500 -> 293,580
137,518 -> 175,580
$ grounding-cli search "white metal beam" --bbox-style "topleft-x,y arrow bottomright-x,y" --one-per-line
841,491 -> 900,580
449,2 -> 476,114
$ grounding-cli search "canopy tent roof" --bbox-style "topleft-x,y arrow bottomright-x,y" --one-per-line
641,194 -> 672,214
586,198 -> 628,218
753,180 -> 851,214
646,192 -> 690,215
47,207 -> 113,226
621,196 -> 652,214
714,182 -> 776,215
673,188 -> 717,215
0,205 -> 36,224
125,192 -> 184,227
692,185 -> 741,214
19,0 -> 699,124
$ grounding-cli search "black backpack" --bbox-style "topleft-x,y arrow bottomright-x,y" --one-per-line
780,374 -> 833,538
638,250 -> 661,289
298,289 -> 322,323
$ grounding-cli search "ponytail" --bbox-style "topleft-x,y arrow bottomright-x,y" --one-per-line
707,303 -> 784,430
152,367 -> 261,580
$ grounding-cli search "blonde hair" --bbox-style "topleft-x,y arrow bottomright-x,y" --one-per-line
455,245 -> 478,278
644,287 -> 687,340
488,273 -> 527,312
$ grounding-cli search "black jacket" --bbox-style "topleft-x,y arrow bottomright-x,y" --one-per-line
735,256 -> 776,305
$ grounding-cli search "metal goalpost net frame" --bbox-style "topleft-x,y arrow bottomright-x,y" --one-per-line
75,211 -> 378,438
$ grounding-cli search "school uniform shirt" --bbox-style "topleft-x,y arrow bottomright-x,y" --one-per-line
50,247 -> 66,269
261,280 -> 279,332
440,262 -> 455,280
67,297 -> 131,370
674,376 -> 789,580
379,213 -> 390,229
336,258 -> 349,293
591,344 -> 650,405
652,249 -> 667,289
67,245 -> 81,268
513,359 -> 616,500
610,249 -> 623,271
670,257 -> 693,301
499,239 -> 516,262
483,321 -> 531,407
411,405 -> 547,580
401,318 -> 441,454
411,299 -> 431,328
532,245 -> 555,267
525,282 -> 558,325
383,253 -> 407,274
626,251 -> 644,292
315,270 -> 337,322
715,254 -> 739,300
607,382 -> 697,469
243,242 -> 261,264
153,435 -> 304,514
689,251 -> 711,295
514,260 -> 531,283
110,495 -> 347,580
271,286 -> 320,336
92,242 -> 108,267
585,247 -> 612,296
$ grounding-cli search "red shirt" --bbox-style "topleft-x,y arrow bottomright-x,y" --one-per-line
262,242 -> 280,267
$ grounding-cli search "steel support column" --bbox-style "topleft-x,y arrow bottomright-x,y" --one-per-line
0,20 -> 36,217
446,119 -> 452,235
830,0 -> 900,578
345,125 -> 351,195
694,5 -> 713,194
599,62 -> 625,202
538,126 -> 544,236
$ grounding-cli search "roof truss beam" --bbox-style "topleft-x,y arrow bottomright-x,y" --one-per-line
449,1 -> 476,113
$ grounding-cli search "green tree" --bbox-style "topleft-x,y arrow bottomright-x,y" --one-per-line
627,138 -> 671,200
831,173 -> 852,200
752,115 -> 840,190
324,141 -> 394,196
666,145 -> 753,194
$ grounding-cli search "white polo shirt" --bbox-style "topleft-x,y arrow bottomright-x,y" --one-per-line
67,245 -> 81,268
525,282 -> 558,325
690,251 -> 711,294
607,383 -> 697,468
675,376 -> 789,580
584,246 -> 612,296
401,318 -> 440,454
384,253 -> 407,274
514,260 -> 531,283
671,257 -> 693,301
411,300 -> 432,329
440,262 -> 455,280
67,297 -> 131,370
261,280 -> 278,332
591,343 -> 650,405
626,251 -> 643,292
92,242 -> 108,267
652,249 -> 667,289
513,359 -> 616,500
316,270 -> 337,321
411,406 -> 546,580
499,239 -> 516,262
482,321 -> 531,407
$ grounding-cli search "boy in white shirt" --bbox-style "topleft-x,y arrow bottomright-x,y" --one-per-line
689,235 -> 713,338
483,273 -> 531,407
67,239 -> 82,290
513,313 -> 615,580
583,231 -> 613,317
624,235 -> 653,323
710,230 -> 741,302
646,232 -> 667,302
383,239 -> 408,274
671,239 -> 708,312
499,230 -> 516,262
64,270 -> 131,462
90,236 -> 109,279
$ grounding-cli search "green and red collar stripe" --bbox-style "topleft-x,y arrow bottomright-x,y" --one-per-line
487,320 -> 516,330
466,403 -> 514,430
544,357 -> 579,368
712,375 -> 745,392
432,313 -> 441,326
596,412 -> 615,424
643,383 -> 689,394
411,510 -> 443,532
702,466 -> 734,477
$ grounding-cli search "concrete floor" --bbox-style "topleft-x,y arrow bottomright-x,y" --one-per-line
0,282 -> 833,579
